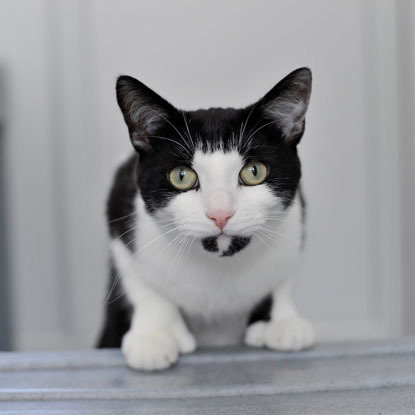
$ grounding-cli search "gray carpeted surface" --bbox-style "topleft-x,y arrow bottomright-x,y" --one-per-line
1,337 -> 415,413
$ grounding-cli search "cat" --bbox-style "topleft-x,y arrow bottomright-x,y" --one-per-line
97,67 -> 315,371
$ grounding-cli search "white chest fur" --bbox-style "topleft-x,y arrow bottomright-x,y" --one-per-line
111,194 -> 303,346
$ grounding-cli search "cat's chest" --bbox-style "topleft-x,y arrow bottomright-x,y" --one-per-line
132,227 -> 298,317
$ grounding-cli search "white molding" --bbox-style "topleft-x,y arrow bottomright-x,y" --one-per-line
50,0 -> 108,348
358,0 -> 403,338
396,0 -> 415,334
1,0 -> 71,350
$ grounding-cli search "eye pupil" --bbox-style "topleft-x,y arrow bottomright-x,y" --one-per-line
239,161 -> 267,186
169,166 -> 198,190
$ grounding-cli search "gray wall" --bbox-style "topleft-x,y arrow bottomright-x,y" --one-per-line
0,68 -> 11,350
0,0 -> 413,350
397,0 -> 415,334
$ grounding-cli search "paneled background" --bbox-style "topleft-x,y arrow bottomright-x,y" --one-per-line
0,0 -> 413,350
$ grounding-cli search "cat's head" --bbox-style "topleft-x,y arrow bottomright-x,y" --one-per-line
116,68 -> 311,256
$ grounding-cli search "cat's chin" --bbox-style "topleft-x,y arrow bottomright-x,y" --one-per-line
201,234 -> 252,257
216,234 -> 232,252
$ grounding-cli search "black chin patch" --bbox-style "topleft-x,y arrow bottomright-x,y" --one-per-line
201,236 -> 251,257
201,236 -> 219,253
222,236 -> 251,257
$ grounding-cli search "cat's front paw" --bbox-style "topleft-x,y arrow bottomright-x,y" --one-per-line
122,322 -> 196,371
122,330 -> 178,371
244,317 -> 314,351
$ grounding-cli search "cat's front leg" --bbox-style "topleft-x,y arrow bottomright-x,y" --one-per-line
123,301 -> 196,371
112,240 -> 196,370
245,279 -> 314,351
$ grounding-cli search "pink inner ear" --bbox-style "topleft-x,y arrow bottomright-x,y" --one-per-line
259,67 -> 311,142
265,98 -> 307,139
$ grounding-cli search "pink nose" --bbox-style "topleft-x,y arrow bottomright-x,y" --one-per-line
206,209 -> 234,230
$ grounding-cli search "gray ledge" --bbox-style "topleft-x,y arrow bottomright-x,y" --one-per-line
1,337 -> 415,414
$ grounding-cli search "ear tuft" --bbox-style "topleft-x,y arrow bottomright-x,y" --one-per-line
262,67 -> 312,143
116,76 -> 174,151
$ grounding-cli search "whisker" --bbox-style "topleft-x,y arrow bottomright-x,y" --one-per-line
259,226 -> 307,248
239,102 -> 260,148
166,235 -> 191,285
113,218 -> 176,244
132,226 -> 179,257
136,134 -> 191,157
182,111 -> 196,152
253,231 -> 270,249
107,212 -> 137,224
107,226 -> 182,303
123,221 -> 177,250
240,120 -> 278,157
135,232 -> 186,285
107,287 -> 127,305
143,106 -> 189,148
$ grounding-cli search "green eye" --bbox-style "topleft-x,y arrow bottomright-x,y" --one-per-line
239,161 -> 268,186
169,166 -> 198,190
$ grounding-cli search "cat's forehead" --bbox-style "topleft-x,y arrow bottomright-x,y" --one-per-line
189,107 -> 242,128
186,107 -> 245,151
192,150 -> 243,181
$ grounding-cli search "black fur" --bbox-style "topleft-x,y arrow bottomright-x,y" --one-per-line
106,154 -> 139,247
248,295 -> 273,325
113,68 -> 311,215
201,236 -> 219,253
97,264 -> 132,348
221,236 -> 251,257
97,68 -> 311,348
201,235 -> 251,256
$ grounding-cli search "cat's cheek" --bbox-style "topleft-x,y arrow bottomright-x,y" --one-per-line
162,190 -> 214,235
226,185 -> 282,235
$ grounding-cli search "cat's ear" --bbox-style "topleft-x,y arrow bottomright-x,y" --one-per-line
116,75 -> 176,151
260,67 -> 312,144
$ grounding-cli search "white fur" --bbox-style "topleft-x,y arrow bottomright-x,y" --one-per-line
112,150 -> 313,370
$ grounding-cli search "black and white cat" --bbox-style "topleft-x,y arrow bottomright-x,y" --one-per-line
98,68 -> 314,371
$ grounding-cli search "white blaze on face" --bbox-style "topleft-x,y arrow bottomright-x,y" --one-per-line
192,150 -> 242,252
162,149 -> 283,247
194,150 -> 241,229
206,188 -> 234,217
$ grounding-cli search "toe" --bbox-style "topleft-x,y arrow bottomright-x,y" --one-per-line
245,321 -> 266,347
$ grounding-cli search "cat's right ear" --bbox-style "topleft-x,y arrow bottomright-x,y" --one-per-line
258,67 -> 312,145
116,76 -> 176,152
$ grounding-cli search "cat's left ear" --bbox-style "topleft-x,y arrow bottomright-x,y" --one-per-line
260,67 -> 312,145
116,75 -> 177,151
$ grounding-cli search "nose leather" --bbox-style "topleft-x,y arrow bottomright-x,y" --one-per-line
206,188 -> 235,230
206,209 -> 234,230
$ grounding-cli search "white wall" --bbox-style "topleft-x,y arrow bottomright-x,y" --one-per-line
397,0 -> 415,334
0,0 -> 410,349
0,0 -> 75,348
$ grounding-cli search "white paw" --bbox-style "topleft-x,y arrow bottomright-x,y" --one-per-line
122,320 -> 196,371
244,317 -> 314,351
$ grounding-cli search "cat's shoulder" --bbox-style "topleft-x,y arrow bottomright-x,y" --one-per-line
106,152 -> 139,244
